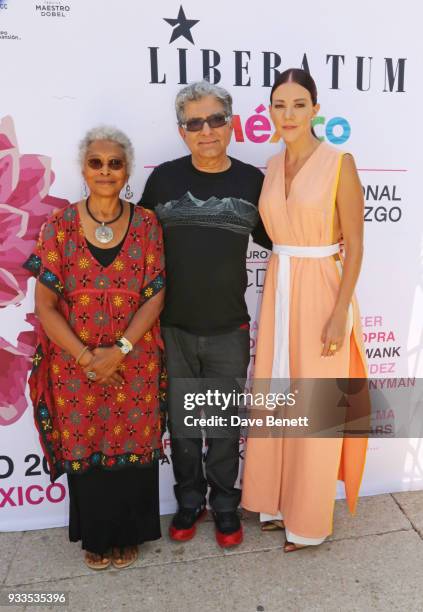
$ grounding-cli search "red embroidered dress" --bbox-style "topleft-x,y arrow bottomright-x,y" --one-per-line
24,204 -> 166,481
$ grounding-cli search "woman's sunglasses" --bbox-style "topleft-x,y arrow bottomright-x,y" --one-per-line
179,112 -> 231,132
86,158 -> 126,171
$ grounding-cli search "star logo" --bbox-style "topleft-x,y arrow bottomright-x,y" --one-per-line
164,5 -> 199,45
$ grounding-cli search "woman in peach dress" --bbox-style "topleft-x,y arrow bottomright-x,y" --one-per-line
241,69 -> 368,551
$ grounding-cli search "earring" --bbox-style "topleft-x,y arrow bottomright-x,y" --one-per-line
125,183 -> 134,200
82,182 -> 88,198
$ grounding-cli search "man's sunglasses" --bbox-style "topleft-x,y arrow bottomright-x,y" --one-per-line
179,112 -> 231,132
86,158 -> 126,170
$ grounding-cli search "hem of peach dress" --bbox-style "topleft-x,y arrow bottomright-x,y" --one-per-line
260,512 -> 327,546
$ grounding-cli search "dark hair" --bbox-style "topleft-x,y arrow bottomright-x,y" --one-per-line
270,68 -> 318,137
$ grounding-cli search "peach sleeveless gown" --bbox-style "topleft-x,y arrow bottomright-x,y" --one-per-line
241,142 -> 368,545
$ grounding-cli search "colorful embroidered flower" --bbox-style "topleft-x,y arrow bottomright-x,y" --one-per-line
56,229 -> 65,243
113,424 -> 122,436
66,378 -> 81,393
144,287 -> 153,298
69,410 -> 82,425
52,364 -> 60,374
128,245 -> 142,260
129,453 -> 138,462
131,377 -> 144,392
116,392 -> 126,403
94,274 -> 111,290
87,426 -> 96,437
65,275 -> 76,292
113,295 -> 123,308
128,407 -> 142,423
79,328 -> 90,342
85,395 -> 96,406
63,207 -> 76,222
93,310 -> 109,326
43,224 -> 55,240
42,270 -> 56,282
144,331 -> 152,342
38,406 -> 49,418
78,257 -> 90,269
62,429 -> 70,439
63,239 -> 76,257
47,250 -> 59,264
71,461 -> 80,471
73,445 -> 87,459
79,294 -> 90,306
97,405 -> 111,420
146,253 -> 155,264
132,212 -> 142,227
113,259 -> 125,271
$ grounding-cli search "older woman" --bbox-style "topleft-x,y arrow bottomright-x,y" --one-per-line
24,127 -> 165,569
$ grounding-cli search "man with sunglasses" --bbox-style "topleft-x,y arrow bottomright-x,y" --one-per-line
140,80 -> 271,547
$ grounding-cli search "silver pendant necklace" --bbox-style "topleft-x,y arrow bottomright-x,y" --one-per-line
86,197 -> 124,244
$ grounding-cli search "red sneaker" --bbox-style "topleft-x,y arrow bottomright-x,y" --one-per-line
213,511 -> 243,548
168,506 -> 207,542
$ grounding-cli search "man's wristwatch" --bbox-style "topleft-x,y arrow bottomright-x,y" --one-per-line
115,336 -> 133,355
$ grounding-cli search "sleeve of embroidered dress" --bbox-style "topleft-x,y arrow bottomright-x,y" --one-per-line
140,209 -> 165,304
23,212 -> 65,299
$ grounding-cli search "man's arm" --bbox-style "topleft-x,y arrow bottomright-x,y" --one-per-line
251,216 -> 272,251
251,169 -> 271,250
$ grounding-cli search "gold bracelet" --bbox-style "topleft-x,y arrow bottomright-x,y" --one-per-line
76,345 -> 89,365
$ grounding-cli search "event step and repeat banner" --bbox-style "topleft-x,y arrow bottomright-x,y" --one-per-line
0,0 -> 421,531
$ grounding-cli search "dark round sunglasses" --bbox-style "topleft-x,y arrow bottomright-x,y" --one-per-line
86,158 -> 126,170
180,112 -> 231,132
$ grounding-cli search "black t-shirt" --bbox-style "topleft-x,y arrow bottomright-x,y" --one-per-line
140,155 -> 271,335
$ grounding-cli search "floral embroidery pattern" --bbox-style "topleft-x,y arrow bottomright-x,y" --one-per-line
24,205 -> 166,481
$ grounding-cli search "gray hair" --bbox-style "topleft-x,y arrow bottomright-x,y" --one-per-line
175,80 -> 233,125
78,125 -> 134,175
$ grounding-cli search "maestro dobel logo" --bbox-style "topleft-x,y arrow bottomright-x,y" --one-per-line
35,2 -> 71,17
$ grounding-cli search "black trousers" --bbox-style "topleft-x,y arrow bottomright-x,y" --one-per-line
162,326 -> 250,512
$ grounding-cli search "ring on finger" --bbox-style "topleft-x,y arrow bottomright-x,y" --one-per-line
86,370 -> 97,381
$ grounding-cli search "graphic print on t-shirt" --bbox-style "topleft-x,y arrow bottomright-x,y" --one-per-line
155,191 -> 259,235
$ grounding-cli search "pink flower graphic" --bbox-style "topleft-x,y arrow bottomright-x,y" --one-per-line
0,115 -> 69,426
0,115 -> 68,307
0,315 -> 38,426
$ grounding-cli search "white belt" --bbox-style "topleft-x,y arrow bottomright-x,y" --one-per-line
271,243 -> 340,379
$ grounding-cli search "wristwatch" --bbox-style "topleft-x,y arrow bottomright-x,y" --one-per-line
115,336 -> 133,355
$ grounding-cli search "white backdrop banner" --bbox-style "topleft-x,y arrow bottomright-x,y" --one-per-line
0,0 -> 422,531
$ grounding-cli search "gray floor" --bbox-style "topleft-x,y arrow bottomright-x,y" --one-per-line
1,491 -> 423,612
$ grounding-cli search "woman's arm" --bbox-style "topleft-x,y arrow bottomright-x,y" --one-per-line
321,154 -> 364,357
34,281 -> 123,384
83,289 -> 165,380
123,288 -> 165,345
